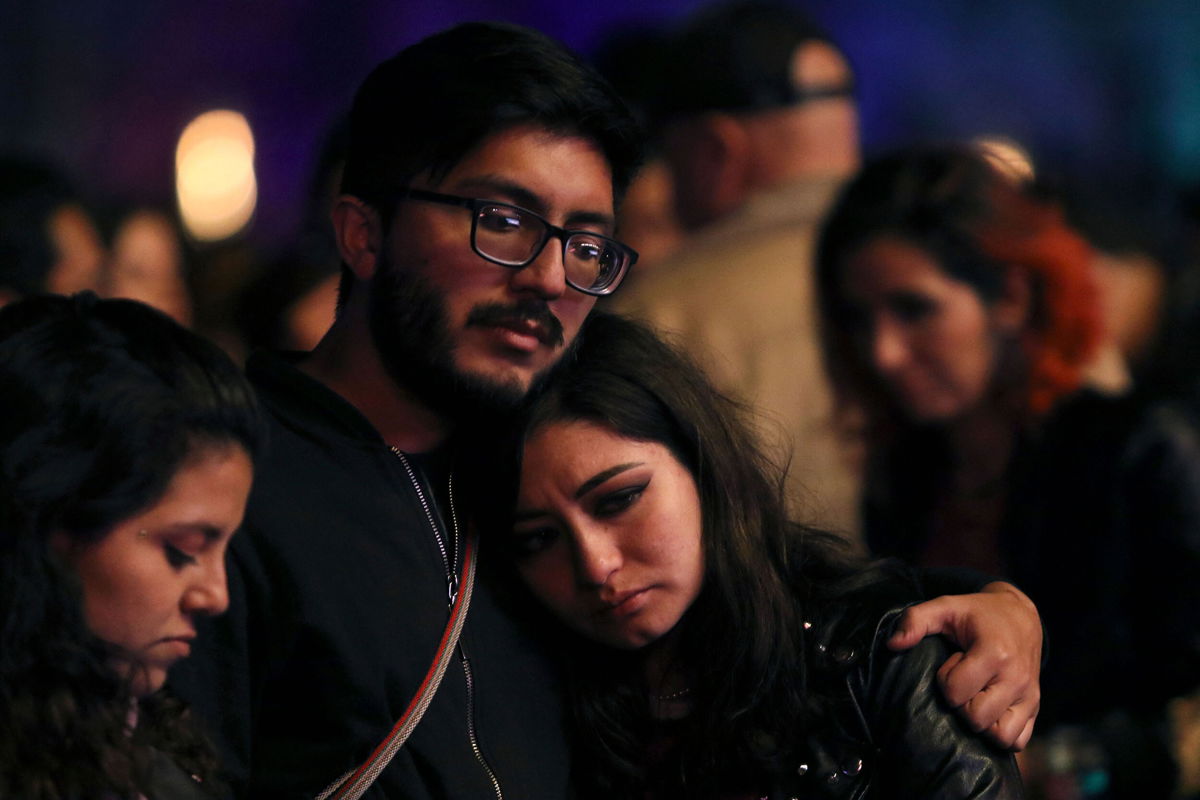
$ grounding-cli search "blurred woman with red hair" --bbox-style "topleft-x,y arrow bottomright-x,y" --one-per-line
816,145 -> 1200,797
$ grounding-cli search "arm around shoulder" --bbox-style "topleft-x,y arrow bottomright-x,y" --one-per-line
862,612 -> 1026,798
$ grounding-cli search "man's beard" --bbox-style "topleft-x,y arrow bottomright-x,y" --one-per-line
366,254 -> 564,424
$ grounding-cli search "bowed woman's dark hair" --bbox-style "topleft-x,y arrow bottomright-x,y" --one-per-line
470,311 -> 901,798
0,293 -> 263,799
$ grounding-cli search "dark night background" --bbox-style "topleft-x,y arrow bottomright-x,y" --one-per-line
3,0 -> 1200,251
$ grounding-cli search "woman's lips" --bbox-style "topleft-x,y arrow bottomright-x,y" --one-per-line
596,587 -> 651,618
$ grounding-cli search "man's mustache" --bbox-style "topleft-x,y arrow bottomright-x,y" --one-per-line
466,301 -> 565,347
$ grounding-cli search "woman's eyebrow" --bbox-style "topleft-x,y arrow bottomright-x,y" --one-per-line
575,462 -> 643,499
161,522 -> 223,543
512,462 -> 646,522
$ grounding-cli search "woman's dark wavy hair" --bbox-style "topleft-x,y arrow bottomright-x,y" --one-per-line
815,144 -> 1101,435
477,311 -> 896,797
0,292 -> 263,799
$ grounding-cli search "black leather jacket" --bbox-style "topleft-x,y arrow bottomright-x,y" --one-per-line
766,604 -> 1024,799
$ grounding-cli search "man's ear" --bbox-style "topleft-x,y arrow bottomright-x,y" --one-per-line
994,266 -> 1032,333
701,113 -> 752,216
331,195 -> 383,281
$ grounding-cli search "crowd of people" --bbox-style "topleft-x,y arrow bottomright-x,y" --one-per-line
2,3 -> 1199,799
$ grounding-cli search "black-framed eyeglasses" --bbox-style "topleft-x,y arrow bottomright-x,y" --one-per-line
396,188 -> 638,297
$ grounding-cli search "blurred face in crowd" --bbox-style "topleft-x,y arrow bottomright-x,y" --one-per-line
839,236 -> 1015,422
369,125 -> 614,413
45,204 -> 104,296
105,210 -> 193,327
511,419 -> 706,650
55,443 -> 252,696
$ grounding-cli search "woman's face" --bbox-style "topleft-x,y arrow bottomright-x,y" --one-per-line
841,236 -> 1010,422
55,442 -> 253,696
512,420 -> 705,650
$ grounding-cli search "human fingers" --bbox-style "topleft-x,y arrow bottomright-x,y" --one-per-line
981,696 -> 1040,750
887,597 -> 958,652
1014,715 -> 1037,751
936,648 -> 998,710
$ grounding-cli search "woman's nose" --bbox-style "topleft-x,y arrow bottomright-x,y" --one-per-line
182,557 -> 230,617
571,528 -> 622,588
872,318 -> 909,374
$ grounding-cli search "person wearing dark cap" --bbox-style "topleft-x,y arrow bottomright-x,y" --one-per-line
614,0 -> 863,536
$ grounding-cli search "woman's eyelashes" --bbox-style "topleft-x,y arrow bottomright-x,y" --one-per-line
161,531 -> 208,569
510,479 -> 650,557
592,482 -> 648,517
164,542 -> 197,569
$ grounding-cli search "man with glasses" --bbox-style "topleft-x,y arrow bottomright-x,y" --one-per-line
173,23 -> 641,799
173,20 -> 1041,800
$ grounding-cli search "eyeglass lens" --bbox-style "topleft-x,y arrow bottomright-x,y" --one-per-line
474,204 -> 624,292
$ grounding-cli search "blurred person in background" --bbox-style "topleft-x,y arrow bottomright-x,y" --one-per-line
0,293 -> 261,798
815,144 -> 1200,798
592,27 -> 686,275
103,206 -> 194,326
0,156 -> 105,305
235,249 -> 339,352
234,119 -> 345,352
613,0 -> 864,535
1039,171 -> 1196,399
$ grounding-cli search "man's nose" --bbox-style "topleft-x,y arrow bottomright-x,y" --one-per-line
509,238 -> 568,300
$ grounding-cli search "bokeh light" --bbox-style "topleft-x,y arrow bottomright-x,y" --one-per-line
175,110 -> 257,241
974,135 -> 1037,185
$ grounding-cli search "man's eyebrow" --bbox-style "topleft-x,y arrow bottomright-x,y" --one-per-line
454,176 -> 615,230
563,210 -> 615,231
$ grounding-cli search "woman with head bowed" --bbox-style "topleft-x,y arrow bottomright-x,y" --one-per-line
0,293 -> 261,798
815,145 -> 1200,797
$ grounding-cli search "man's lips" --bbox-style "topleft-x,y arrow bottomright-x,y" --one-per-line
483,317 -> 555,347
466,302 -> 565,348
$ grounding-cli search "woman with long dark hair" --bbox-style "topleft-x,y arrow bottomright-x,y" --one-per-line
0,293 -> 262,798
815,145 -> 1200,797
475,311 -> 1025,798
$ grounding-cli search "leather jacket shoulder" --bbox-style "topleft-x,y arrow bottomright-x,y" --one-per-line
769,604 -> 1024,799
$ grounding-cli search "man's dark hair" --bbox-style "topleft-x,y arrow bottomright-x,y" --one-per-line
341,22 -> 643,213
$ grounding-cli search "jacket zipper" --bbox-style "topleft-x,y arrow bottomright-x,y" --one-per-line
461,651 -> 504,800
391,447 -> 458,605
391,448 -> 502,799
